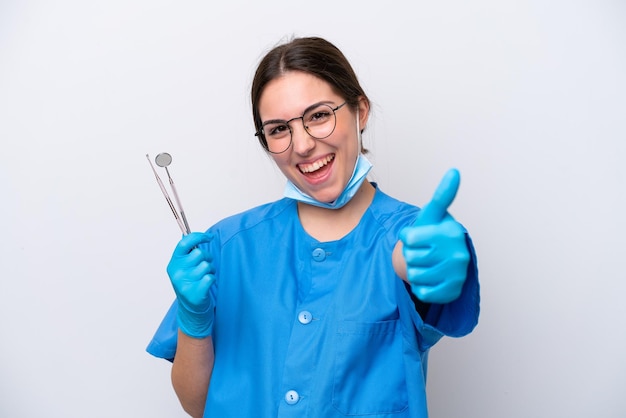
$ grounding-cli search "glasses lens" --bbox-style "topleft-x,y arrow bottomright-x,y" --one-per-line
303,104 -> 336,139
262,122 -> 291,153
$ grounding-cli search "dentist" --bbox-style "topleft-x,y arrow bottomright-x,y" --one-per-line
147,36 -> 480,418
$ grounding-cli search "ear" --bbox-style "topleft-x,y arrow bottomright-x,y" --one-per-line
357,96 -> 370,132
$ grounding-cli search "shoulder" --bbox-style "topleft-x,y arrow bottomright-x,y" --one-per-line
368,183 -> 421,231
208,198 -> 296,242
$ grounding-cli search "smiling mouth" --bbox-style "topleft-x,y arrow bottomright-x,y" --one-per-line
298,154 -> 335,174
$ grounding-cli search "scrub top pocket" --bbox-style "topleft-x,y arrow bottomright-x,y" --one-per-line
332,319 -> 409,416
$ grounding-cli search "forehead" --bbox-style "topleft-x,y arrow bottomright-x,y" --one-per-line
258,71 -> 338,119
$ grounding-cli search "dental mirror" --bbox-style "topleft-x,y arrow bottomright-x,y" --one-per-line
155,152 -> 173,168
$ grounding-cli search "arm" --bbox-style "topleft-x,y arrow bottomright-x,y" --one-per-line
166,232 -> 217,417
171,332 -> 214,418
392,241 -> 408,281
392,169 -> 479,338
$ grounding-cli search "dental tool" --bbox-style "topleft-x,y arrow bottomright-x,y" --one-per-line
146,153 -> 191,235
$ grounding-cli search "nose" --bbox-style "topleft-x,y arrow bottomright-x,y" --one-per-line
290,119 -> 316,155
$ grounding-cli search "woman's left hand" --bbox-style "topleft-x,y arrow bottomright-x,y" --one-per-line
399,169 -> 470,304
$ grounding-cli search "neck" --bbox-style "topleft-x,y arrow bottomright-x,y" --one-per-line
297,181 -> 376,242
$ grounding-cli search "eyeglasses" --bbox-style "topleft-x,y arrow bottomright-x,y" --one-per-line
255,102 -> 347,154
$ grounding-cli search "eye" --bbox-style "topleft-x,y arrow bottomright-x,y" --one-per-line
306,107 -> 332,124
265,123 -> 290,138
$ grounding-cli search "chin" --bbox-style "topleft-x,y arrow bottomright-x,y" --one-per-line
309,190 -> 341,204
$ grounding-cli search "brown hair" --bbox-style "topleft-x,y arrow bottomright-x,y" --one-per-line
251,36 -> 370,151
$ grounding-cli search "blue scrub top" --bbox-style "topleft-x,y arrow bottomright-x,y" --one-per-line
147,184 -> 480,417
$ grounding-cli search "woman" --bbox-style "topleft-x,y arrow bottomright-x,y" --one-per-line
147,36 -> 480,418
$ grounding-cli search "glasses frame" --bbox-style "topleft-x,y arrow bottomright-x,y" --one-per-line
255,101 -> 348,154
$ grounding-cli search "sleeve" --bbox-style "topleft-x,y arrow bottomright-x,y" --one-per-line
146,300 -> 179,362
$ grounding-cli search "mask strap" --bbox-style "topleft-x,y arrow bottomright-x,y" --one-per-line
356,108 -> 363,157
356,108 -> 361,144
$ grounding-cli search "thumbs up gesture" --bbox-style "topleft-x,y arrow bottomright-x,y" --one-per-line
398,169 -> 470,304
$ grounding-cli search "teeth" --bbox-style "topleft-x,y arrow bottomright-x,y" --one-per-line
300,155 -> 334,173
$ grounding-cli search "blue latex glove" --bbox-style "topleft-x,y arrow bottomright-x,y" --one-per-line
399,168 -> 470,304
166,232 -> 216,338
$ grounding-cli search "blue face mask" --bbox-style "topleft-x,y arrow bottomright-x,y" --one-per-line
283,153 -> 373,209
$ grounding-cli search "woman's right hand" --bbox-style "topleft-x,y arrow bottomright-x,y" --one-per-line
166,232 -> 216,339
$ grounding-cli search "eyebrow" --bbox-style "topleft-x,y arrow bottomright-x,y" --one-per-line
261,100 -> 336,125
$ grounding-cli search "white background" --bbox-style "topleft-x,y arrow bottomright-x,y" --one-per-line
1,1 -> 625,417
